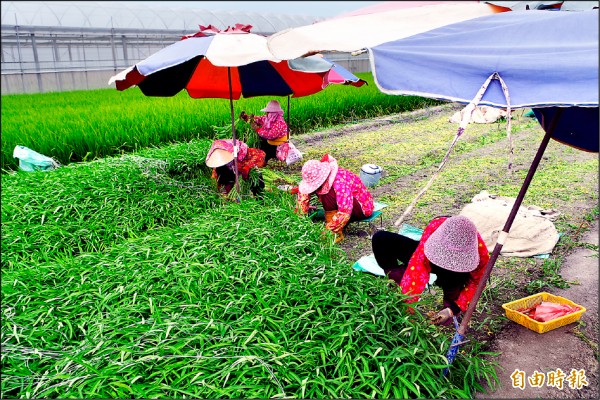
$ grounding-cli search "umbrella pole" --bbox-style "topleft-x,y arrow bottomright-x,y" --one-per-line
228,67 -> 241,201
286,95 -> 290,141
443,108 -> 563,377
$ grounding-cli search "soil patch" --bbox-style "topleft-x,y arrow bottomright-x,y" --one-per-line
477,220 -> 598,400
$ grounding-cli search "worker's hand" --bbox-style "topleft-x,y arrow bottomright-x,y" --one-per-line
240,111 -> 248,121
429,307 -> 454,325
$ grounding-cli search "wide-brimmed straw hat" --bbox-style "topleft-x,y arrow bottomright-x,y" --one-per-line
261,100 -> 284,113
423,216 -> 480,273
205,148 -> 234,168
298,160 -> 331,195
319,153 -> 338,194
267,135 -> 288,145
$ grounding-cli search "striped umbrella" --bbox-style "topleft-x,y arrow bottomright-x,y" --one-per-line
109,24 -> 365,195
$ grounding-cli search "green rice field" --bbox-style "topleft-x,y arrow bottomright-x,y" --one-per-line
1,140 -> 498,398
0,72 -> 436,172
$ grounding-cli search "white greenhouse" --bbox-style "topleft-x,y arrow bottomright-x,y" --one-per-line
1,1 -> 363,94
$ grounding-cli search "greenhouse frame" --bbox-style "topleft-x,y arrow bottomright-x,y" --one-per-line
1,1 -> 370,95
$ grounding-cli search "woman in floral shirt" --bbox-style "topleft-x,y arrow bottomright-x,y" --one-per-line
372,215 -> 489,325
205,139 -> 266,196
296,154 -> 374,243
240,100 -> 289,164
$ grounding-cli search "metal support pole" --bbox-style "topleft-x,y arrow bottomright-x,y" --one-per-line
122,35 -> 129,66
1,42 -> 8,93
30,33 -> 43,92
286,95 -> 290,140
228,67 -> 241,201
443,108 -> 563,377
52,37 -> 63,91
110,31 -> 117,71
15,23 -> 26,92
81,34 -> 89,90
68,43 -> 75,89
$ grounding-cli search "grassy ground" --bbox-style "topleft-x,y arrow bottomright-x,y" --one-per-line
1,102 -> 597,398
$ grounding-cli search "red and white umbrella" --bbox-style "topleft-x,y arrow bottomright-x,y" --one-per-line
109,24 -> 365,196
109,24 -> 364,99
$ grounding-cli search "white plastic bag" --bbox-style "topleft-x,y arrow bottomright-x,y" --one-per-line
285,141 -> 303,166
13,145 -> 60,172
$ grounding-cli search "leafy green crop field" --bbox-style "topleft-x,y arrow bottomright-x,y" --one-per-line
1,140 -> 498,398
0,72 -> 436,172
4,76 -> 596,398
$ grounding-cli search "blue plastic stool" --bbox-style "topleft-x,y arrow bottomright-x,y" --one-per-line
349,202 -> 388,237
352,210 -> 383,227
310,202 -> 388,237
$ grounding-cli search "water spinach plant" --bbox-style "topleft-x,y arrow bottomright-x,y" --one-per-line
1,141 -> 498,398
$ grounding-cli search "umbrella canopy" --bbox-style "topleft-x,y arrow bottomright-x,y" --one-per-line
109,23 -> 366,198
484,1 -> 598,11
267,1 -> 506,60
369,9 -> 599,150
109,24 -> 365,99
367,9 -> 598,375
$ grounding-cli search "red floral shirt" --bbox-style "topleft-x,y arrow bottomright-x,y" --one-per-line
211,148 -> 266,190
401,216 -> 490,312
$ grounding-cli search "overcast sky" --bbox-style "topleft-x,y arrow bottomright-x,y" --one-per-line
143,1 -> 385,18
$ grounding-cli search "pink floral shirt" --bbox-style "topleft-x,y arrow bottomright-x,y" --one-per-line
252,115 -> 288,140
297,168 -> 374,232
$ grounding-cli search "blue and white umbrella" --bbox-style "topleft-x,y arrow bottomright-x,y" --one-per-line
369,9 -> 598,375
370,9 -> 598,149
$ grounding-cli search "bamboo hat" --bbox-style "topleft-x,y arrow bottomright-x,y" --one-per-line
298,159 -> 331,195
261,100 -> 284,113
205,148 -> 234,168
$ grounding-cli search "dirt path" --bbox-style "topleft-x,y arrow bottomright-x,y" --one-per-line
477,219 -> 599,399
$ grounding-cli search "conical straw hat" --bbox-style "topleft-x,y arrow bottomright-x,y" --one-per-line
206,148 -> 234,168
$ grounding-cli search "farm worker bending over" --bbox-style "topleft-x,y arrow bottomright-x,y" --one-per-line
296,154 -> 374,243
205,139 -> 266,196
240,100 -> 290,164
372,215 -> 489,325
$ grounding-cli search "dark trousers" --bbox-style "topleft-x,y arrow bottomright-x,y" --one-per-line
319,187 -> 367,221
372,230 -> 418,284
258,138 -> 278,163
215,166 -> 264,197
371,230 -> 466,313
